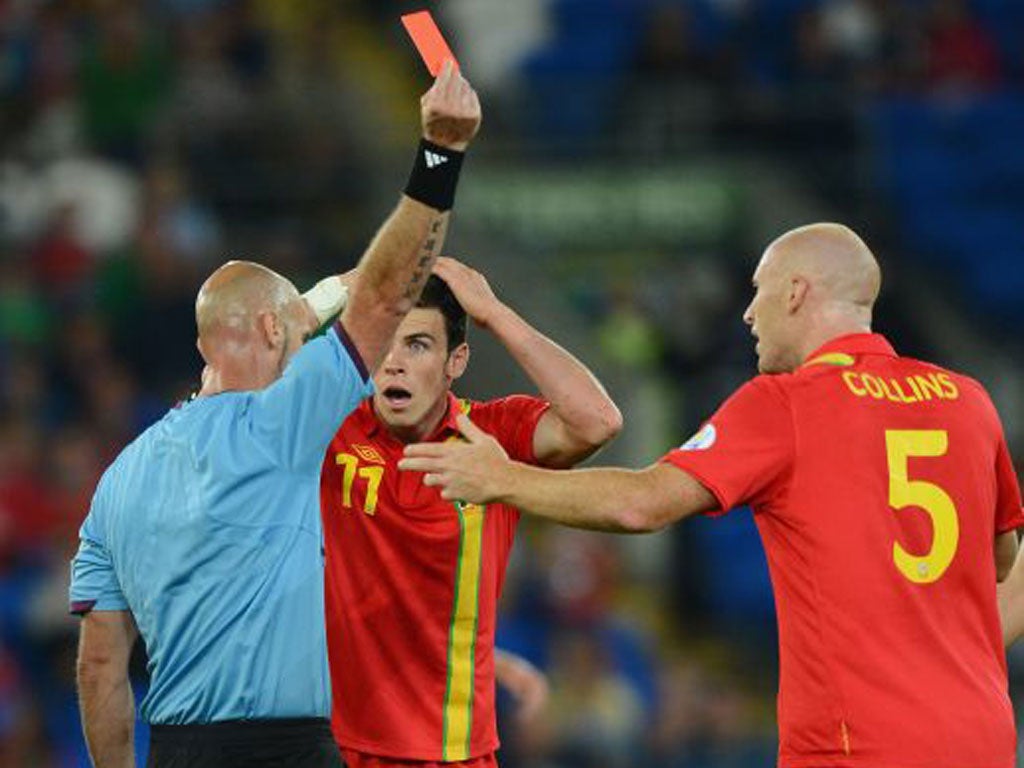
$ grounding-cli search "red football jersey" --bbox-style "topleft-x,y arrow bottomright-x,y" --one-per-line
663,334 -> 1024,768
321,393 -> 549,761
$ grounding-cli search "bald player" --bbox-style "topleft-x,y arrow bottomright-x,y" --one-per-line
69,62 -> 481,768
402,223 -> 1024,768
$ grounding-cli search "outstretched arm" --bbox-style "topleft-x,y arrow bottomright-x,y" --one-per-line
342,62 -> 481,372
433,257 -> 621,467
400,413 -> 716,532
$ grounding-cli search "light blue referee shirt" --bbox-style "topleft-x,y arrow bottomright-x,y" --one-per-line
69,324 -> 373,725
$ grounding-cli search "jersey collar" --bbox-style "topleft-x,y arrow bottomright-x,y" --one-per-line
801,332 -> 896,369
427,393 -> 470,442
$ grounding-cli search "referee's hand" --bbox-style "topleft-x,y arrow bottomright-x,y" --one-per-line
421,59 -> 481,152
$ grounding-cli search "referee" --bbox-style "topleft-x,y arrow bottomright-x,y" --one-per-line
69,61 -> 480,768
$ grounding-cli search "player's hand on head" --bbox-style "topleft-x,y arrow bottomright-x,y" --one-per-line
399,413 -> 507,504
421,60 -> 481,152
433,257 -> 503,329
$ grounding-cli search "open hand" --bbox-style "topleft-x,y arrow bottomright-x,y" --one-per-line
399,413 -> 509,504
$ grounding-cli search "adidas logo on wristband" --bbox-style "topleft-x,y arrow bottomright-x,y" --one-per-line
406,139 -> 463,210
424,150 -> 449,169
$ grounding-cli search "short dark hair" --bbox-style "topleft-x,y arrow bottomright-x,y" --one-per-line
416,274 -> 466,351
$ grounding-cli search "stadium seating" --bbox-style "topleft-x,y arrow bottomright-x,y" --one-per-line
871,93 -> 1024,322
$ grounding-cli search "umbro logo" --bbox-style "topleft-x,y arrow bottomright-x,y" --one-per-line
424,151 -> 448,169
352,443 -> 386,465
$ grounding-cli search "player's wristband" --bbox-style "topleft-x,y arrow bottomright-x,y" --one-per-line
404,139 -> 464,211
302,276 -> 349,326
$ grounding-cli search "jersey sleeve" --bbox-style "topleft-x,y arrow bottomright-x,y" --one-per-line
660,376 -> 794,515
472,395 -> 550,465
69,481 -> 129,615
247,322 -> 375,471
994,435 -> 1024,534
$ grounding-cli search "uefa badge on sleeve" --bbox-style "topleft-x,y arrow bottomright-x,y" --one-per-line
679,423 -> 717,451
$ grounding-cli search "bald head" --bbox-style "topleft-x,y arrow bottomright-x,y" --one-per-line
744,223 -> 883,374
194,261 -> 316,394
196,261 -> 297,340
764,223 -> 881,313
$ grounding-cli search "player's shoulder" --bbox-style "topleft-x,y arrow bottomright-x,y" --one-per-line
732,372 -> 795,406
901,355 -> 993,402
896,354 -> 1005,432
702,373 -> 795,426
461,393 -> 547,424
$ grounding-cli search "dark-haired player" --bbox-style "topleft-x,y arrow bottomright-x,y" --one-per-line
320,257 -> 621,768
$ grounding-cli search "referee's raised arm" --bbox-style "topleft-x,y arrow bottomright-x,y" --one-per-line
71,58 -> 483,768
342,59 -> 481,374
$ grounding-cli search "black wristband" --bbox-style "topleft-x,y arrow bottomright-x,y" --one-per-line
404,139 -> 465,211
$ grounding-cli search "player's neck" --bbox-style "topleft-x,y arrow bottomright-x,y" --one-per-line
383,396 -> 450,444
799,318 -> 873,364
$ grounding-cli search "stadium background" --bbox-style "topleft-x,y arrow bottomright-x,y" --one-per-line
1,0 -> 1023,765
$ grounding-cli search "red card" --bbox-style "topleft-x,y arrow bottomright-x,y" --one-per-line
401,10 -> 459,76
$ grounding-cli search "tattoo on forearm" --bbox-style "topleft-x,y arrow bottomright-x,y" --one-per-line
403,215 -> 447,299
405,269 -> 426,298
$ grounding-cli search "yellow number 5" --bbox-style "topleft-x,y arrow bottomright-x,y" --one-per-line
885,430 -> 959,584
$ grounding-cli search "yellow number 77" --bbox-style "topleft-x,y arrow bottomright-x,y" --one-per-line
885,430 -> 959,584
336,453 -> 384,515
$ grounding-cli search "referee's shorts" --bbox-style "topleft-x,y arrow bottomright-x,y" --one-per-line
148,717 -> 344,768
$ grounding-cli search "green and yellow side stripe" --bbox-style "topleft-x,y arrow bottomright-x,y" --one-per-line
442,499 -> 485,761
442,399 -> 485,761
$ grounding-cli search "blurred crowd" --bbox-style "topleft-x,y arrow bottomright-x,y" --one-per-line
1,1 -> 1023,766
0,2 -> 373,765
443,0 -> 1024,150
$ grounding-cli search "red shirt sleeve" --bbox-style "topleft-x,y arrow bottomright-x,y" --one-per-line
994,436 -> 1024,534
661,376 -> 794,515
469,395 -> 550,465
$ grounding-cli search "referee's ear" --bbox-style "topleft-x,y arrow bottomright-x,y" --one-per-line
257,311 -> 284,350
